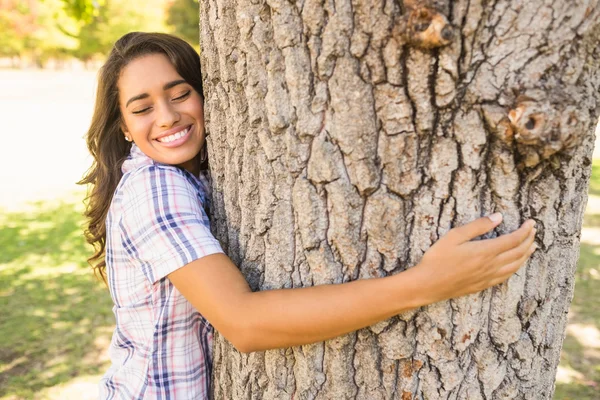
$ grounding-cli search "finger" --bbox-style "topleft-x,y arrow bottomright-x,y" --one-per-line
480,219 -> 536,254
493,228 -> 536,266
487,273 -> 513,288
446,213 -> 504,244
496,242 -> 536,277
487,255 -> 532,288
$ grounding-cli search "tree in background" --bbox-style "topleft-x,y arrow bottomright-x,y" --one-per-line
0,0 -> 180,65
68,0 -> 170,61
33,0 -> 79,64
166,0 -> 200,46
60,0 -> 106,23
0,0 -> 31,57
59,0 -> 200,59
0,0 -> 78,65
72,0 -> 169,61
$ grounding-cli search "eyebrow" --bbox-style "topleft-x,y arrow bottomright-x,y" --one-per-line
125,79 -> 188,108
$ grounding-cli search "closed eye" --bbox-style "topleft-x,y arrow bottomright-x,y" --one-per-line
130,90 -> 191,114
132,107 -> 151,115
173,90 -> 191,101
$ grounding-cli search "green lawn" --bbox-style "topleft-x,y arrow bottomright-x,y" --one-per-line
554,188 -> 600,398
0,195 -> 114,400
587,162 -> 600,197
0,170 -> 599,398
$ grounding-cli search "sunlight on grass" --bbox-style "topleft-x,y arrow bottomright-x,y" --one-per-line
36,375 -> 106,400
557,364 -> 585,384
0,192 -> 114,400
568,324 -> 600,350
554,158 -> 600,399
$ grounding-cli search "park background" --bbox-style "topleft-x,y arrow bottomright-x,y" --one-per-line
0,0 -> 598,398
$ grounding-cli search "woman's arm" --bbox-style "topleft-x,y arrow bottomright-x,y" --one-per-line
168,214 -> 536,353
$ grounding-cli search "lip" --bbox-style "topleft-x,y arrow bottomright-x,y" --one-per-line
154,124 -> 192,140
154,124 -> 193,148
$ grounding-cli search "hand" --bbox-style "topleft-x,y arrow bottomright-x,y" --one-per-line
414,213 -> 537,303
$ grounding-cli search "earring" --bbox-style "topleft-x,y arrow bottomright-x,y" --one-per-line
199,145 -> 208,163
124,136 -> 132,142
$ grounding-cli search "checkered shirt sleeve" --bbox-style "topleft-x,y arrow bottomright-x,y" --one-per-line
119,164 -> 223,283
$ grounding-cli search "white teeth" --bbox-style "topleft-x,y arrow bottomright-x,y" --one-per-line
158,127 -> 189,143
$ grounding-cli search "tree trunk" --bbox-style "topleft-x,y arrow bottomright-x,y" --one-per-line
199,0 -> 600,398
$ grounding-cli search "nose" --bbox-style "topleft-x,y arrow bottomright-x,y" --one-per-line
156,101 -> 180,127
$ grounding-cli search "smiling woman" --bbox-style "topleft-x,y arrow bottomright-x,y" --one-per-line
118,54 -> 206,175
79,32 -> 536,399
79,32 -> 222,398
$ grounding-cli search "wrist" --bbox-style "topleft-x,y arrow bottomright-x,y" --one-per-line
392,264 -> 442,311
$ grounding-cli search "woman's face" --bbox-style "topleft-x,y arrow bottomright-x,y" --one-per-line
118,53 -> 205,174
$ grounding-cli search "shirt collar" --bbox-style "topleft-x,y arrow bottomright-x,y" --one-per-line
121,144 -> 155,174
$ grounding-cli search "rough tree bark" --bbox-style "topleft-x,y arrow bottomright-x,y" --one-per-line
199,0 -> 600,398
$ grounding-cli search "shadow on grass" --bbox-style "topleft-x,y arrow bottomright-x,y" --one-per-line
0,199 -> 114,399
554,242 -> 600,399
0,200 -> 91,267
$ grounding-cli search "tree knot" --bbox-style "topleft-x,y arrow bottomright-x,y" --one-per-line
504,89 -> 590,167
395,0 -> 455,49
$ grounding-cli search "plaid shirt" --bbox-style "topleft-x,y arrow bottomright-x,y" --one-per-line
99,145 -> 223,399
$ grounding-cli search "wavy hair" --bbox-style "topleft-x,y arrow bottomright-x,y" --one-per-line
78,32 -> 205,282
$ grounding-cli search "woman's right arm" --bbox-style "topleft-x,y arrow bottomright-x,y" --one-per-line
168,214 -> 536,353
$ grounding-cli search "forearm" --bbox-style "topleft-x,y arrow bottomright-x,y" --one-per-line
170,215 -> 536,353
232,267 -> 428,352
169,253 -> 434,353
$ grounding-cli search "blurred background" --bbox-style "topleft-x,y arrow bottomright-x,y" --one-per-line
0,0 -> 598,399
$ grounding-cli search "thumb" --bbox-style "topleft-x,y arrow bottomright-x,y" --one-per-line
449,213 -> 503,244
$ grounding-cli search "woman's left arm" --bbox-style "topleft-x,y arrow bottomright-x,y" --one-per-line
168,252 -> 424,353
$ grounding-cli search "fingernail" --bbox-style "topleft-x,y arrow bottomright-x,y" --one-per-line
487,213 -> 503,223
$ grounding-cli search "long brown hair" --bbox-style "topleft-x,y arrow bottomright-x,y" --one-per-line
78,32 -> 205,282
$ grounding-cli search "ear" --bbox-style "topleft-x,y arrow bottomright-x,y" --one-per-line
121,123 -> 133,142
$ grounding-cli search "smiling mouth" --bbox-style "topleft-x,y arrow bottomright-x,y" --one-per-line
156,125 -> 191,143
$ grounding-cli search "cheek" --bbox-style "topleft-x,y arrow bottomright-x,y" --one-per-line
125,115 -> 153,137
187,96 -> 205,122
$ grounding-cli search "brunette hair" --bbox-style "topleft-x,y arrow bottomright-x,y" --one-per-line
78,32 -> 204,282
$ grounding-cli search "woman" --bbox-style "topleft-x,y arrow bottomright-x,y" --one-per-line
80,32 -> 536,399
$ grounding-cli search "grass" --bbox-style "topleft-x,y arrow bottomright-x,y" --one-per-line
553,159 -> 600,399
554,239 -> 600,398
588,162 -> 600,197
0,169 -> 599,398
0,194 -> 114,400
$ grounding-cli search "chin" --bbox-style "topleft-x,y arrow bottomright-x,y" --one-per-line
167,148 -> 201,166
